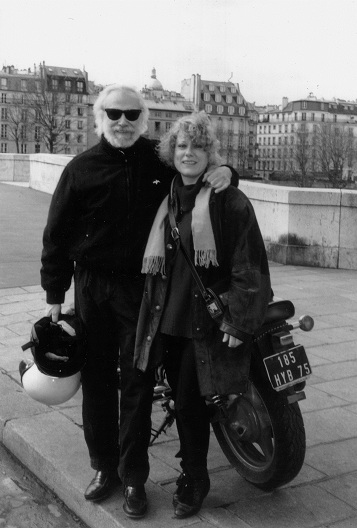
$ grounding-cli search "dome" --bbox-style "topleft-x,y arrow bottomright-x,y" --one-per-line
148,67 -> 163,91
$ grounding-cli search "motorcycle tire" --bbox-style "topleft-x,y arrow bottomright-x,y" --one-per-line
212,363 -> 306,491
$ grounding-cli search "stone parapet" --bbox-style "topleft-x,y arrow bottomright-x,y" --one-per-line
240,181 -> 357,270
0,153 -> 31,182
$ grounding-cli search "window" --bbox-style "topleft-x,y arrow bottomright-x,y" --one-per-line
77,81 -> 84,92
228,106 -> 234,115
65,80 -> 71,92
238,106 -> 245,116
36,81 -> 41,92
21,109 -> 28,121
21,144 -> 27,153
294,112 -> 298,120
217,105 -> 223,114
78,95 -> 83,104
302,101 -> 307,109
65,120 -> 71,129
205,104 -> 212,113
238,96 -> 243,105
1,93 -> 7,103
291,124 -> 295,132
1,78 -> 7,88
321,114 -> 325,121
77,134 -> 83,143
20,126 -> 27,139
302,113 -> 306,121
35,126 -> 41,140
226,95 -> 232,103
334,115 -> 337,122
65,133 -> 70,142
230,86 -> 236,93
165,112 -> 172,118
35,143 -> 41,153
208,84 -> 214,91
215,94 -> 221,103
311,113 -> 315,121
290,136 -> 294,144
165,122 -> 171,131
78,121 -> 83,129
65,106 -> 71,115
204,92 -> 210,102
1,143 -> 7,152
1,108 -> 8,120
154,121 -> 160,132
1,124 -> 7,138
21,79 -> 27,91
78,107 -> 84,116
220,85 -> 225,92
51,79 -> 58,90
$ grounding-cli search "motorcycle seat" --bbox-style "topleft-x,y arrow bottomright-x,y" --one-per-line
263,299 -> 295,325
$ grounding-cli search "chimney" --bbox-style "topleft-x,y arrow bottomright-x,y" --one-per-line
282,97 -> 288,109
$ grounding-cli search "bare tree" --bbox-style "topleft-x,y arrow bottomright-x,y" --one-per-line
315,123 -> 356,188
6,95 -> 33,153
26,83 -> 80,153
290,125 -> 315,187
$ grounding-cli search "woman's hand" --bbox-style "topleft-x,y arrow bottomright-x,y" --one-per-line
203,166 -> 231,193
222,333 -> 243,348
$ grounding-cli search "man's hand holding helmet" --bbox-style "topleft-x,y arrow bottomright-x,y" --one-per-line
45,303 -> 62,322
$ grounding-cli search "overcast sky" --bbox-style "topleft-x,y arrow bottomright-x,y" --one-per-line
1,0 -> 357,106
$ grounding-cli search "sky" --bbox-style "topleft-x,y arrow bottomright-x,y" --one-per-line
1,0 -> 357,106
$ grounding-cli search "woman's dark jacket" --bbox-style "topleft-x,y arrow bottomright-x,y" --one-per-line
134,184 -> 272,396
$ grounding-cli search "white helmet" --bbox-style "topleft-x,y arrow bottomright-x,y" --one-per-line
19,314 -> 85,406
19,360 -> 81,405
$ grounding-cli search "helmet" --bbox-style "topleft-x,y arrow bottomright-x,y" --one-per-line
19,314 -> 85,405
19,360 -> 81,405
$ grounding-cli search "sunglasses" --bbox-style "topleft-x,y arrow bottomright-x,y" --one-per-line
104,108 -> 142,121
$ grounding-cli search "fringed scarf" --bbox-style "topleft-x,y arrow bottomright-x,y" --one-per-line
142,182 -> 219,276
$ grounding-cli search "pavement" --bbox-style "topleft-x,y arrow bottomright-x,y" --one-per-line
1,181 -> 357,528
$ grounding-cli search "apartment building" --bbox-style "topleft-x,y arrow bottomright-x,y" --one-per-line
181,73 -> 258,176
0,63 -> 89,155
256,94 -> 357,181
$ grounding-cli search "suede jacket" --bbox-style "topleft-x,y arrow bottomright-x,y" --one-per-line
134,184 -> 272,396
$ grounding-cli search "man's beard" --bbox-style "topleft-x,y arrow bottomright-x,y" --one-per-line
105,127 -> 141,149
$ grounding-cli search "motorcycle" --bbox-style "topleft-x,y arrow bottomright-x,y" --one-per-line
150,297 -> 314,491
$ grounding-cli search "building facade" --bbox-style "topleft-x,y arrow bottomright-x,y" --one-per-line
256,95 -> 357,182
181,74 -> 258,176
0,63 -> 89,155
141,68 -> 195,140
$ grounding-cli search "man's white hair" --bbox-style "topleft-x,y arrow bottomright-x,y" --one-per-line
93,84 -> 149,137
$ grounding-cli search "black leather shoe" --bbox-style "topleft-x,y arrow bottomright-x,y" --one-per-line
84,470 -> 121,502
123,485 -> 148,518
174,478 -> 210,519
173,472 -> 188,507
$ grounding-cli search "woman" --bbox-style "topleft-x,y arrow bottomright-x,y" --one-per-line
134,111 -> 271,518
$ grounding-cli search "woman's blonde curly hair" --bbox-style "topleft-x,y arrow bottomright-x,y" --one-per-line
158,111 -> 222,168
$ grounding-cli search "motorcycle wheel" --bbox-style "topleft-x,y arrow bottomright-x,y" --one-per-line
212,367 -> 306,491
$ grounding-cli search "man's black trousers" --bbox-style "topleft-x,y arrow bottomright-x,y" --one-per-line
75,267 -> 155,486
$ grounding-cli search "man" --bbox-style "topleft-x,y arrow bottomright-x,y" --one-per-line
41,84 -> 236,519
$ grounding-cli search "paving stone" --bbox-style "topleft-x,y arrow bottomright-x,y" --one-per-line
226,484 -> 355,528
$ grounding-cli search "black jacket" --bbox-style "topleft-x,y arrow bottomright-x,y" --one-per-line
41,136 -> 174,303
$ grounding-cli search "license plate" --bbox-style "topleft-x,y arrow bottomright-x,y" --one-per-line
263,345 -> 312,391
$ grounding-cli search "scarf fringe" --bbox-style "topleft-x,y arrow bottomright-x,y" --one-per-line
195,249 -> 218,268
142,256 -> 166,276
